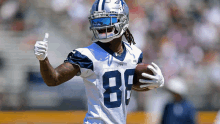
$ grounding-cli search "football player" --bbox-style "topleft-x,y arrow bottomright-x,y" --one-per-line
34,0 -> 164,123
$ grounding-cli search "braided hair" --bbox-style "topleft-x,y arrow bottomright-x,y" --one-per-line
124,29 -> 136,45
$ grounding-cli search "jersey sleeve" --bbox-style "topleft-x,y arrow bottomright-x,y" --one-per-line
137,52 -> 143,64
124,41 -> 143,65
64,50 -> 93,77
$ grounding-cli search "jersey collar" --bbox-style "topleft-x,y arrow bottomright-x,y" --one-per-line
95,41 -> 127,61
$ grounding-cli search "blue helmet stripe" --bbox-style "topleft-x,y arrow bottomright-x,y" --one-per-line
96,0 -> 100,11
102,0 -> 106,10
120,0 -> 124,6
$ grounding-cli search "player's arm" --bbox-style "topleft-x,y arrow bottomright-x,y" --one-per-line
34,33 -> 80,86
39,57 -> 79,86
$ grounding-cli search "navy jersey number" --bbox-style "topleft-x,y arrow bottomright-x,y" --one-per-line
124,69 -> 135,105
103,69 -> 135,108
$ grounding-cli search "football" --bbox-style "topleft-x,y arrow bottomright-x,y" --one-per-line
132,63 -> 154,91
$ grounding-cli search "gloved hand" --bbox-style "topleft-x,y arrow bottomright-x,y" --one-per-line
139,62 -> 164,89
34,33 -> 49,61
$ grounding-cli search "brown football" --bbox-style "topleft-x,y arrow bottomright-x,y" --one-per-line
132,63 -> 154,92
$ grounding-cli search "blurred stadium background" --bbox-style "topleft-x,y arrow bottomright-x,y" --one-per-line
0,0 -> 220,123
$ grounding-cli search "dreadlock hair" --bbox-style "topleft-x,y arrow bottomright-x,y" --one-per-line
124,29 -> 136,45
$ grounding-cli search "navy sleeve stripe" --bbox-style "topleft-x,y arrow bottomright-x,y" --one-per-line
64,50 -> 93,71
137,52 -> 143,64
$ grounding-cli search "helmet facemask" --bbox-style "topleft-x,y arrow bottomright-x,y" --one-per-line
89,11 -> 129,43
96,27 -> 116,39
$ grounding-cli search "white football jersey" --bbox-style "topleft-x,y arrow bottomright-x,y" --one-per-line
65,41 -> 143,124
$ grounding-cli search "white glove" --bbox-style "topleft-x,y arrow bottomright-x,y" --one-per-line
139,62 -> 164,89
34,33 -> 49,61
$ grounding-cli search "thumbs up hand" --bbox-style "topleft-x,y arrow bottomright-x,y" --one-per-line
34,33 -> 49,61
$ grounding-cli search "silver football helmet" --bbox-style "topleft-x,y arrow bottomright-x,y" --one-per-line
89,0 -> 129,43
